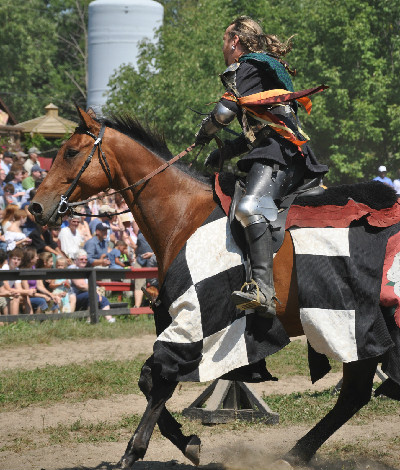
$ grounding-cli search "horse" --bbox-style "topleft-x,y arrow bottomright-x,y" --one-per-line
29,107 -> 400,469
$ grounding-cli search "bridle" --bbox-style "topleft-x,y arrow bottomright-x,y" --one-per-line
56,123 -> 198,218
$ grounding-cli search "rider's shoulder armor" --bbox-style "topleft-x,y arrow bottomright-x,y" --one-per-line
220,62 -> 241,96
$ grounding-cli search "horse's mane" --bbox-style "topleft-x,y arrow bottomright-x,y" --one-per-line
92,113 -> 210,184
101,113 -> 173,160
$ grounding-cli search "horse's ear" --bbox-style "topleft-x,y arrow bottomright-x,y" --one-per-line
86,107 -> 97,119
75,106 -> 99,130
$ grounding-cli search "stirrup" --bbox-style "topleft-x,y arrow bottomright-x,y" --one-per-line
232,279 -> 267,311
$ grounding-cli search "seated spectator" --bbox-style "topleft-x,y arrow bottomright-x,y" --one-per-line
84,223 -> 111,268
119,212 -> 138,254
1,151 -> 14,176
108,240 -> 128,269
22,164 -> 44,191
48,256 -> 76,313
2,204 -> 19,232
75,210 -> 92,244
30,223 -> 64,258
24,147 -> 41,174
134,230 -> 157,308
0,249 -> 20,317
88,204 -> 113,234
3,183 -> 19,206
20,247 -> 61,314
21,189 -> 39,236
69,249 -> 114,322
8,165 -> 27,203
2,247 -> 35,314
373,165 -> 394,187
114,192 -> 129,213
58,214 -> 83,261
0,168 -> 7,197
4,209 -> 32,251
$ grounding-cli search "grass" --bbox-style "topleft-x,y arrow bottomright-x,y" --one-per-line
266,338 -> 342,376
0,314 -> 156,348
264,386 -> 400,425
0,357 -> 146,411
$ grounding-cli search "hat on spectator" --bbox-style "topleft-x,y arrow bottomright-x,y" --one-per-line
31,164 -> 44,174
3,151 -> 14,159
99,204 -> 115,214
28,147 -> 41,155
16,151 -> 28,158
96,222 -> 109,231
120,212 -> 134,223
378,165 -> 387,172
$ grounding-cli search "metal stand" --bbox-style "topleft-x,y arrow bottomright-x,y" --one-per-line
182,379 -> 279,425
332,366 -> 388,395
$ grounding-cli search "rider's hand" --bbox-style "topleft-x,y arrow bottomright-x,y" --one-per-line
195,131 -> 213,146
205,149 -> 221,168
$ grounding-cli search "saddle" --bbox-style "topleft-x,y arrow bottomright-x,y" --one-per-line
214,172 -> 325,254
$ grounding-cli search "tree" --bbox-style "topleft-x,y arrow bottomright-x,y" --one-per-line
0,0 -> 90,122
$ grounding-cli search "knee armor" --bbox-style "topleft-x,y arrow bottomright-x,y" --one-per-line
235,194 -> 278,227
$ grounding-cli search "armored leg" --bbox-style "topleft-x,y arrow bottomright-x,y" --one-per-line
231,162 -> 300,317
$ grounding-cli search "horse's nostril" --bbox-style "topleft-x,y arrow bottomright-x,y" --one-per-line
29,202 -> 43,216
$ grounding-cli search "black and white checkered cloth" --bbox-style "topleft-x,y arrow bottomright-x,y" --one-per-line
153,207 -> 289,382
152,206 -> 400,384
289,221 -> 400,365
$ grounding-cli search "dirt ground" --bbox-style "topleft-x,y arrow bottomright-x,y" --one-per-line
1,335 -> 400,470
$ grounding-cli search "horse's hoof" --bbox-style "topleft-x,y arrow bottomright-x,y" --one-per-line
184,435 -> 201,466
272,459 -> 294,470
118,453 -> 140,469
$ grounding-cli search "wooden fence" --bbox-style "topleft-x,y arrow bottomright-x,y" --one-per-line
0,267 -> 158,324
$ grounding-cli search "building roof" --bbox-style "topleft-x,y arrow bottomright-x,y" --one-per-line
13,103 -> 77,137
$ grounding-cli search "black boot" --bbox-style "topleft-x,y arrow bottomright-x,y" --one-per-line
231,222 -> 276,317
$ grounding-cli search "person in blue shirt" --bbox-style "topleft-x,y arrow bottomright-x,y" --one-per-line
373,165 -> 394,187
107,240 -> 128,269
84,223 -> 111,267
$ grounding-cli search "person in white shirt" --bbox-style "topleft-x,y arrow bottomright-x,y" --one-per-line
393,169 -> 400,195
58,215 -> 83,261
23,147 -> 41,174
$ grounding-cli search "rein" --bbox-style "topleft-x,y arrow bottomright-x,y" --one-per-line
57,124 -> 198,218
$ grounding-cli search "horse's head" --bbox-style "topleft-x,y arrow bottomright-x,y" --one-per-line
29,107 -> 117,226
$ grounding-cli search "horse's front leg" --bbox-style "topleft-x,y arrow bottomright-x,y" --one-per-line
285,356 -> 379,466
119,361 -> 177,469
136,357 -> 201,465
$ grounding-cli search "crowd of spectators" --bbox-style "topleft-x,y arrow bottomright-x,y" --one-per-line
0,146 -> 158,323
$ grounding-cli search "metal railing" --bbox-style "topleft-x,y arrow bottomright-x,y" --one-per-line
0,267 -> 158,324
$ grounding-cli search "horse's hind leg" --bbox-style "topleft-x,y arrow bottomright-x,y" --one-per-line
285,356 -> 379,465
137,357 -> 200,464
119,357 -> 200,469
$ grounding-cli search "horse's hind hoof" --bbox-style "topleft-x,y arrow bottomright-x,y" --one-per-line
272,459 -> 294,469
184,435 -> 201,466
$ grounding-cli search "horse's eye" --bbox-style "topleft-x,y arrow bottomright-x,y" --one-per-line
65,148 -> 79,159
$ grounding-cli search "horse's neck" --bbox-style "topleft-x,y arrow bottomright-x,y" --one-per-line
114,140 -> 216,280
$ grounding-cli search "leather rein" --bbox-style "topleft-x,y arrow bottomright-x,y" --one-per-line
57,123 -> 198,218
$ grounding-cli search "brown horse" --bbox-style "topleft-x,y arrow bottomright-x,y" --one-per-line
29,107 -> 396,469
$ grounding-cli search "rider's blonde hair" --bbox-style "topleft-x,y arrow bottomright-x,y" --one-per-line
228,16 -> 294,58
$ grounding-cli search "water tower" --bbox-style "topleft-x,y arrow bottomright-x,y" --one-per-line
87,0 -> 163,112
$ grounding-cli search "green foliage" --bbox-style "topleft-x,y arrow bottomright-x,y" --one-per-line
0,0 -> 90,122
105,0 -> 400,184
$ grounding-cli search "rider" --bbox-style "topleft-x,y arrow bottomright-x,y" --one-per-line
195,16 -> 328,317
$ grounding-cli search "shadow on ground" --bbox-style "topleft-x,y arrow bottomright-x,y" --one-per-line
52,461 -> 225,470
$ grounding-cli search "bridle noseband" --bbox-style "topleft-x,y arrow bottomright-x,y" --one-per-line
56,123 -> 198,218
